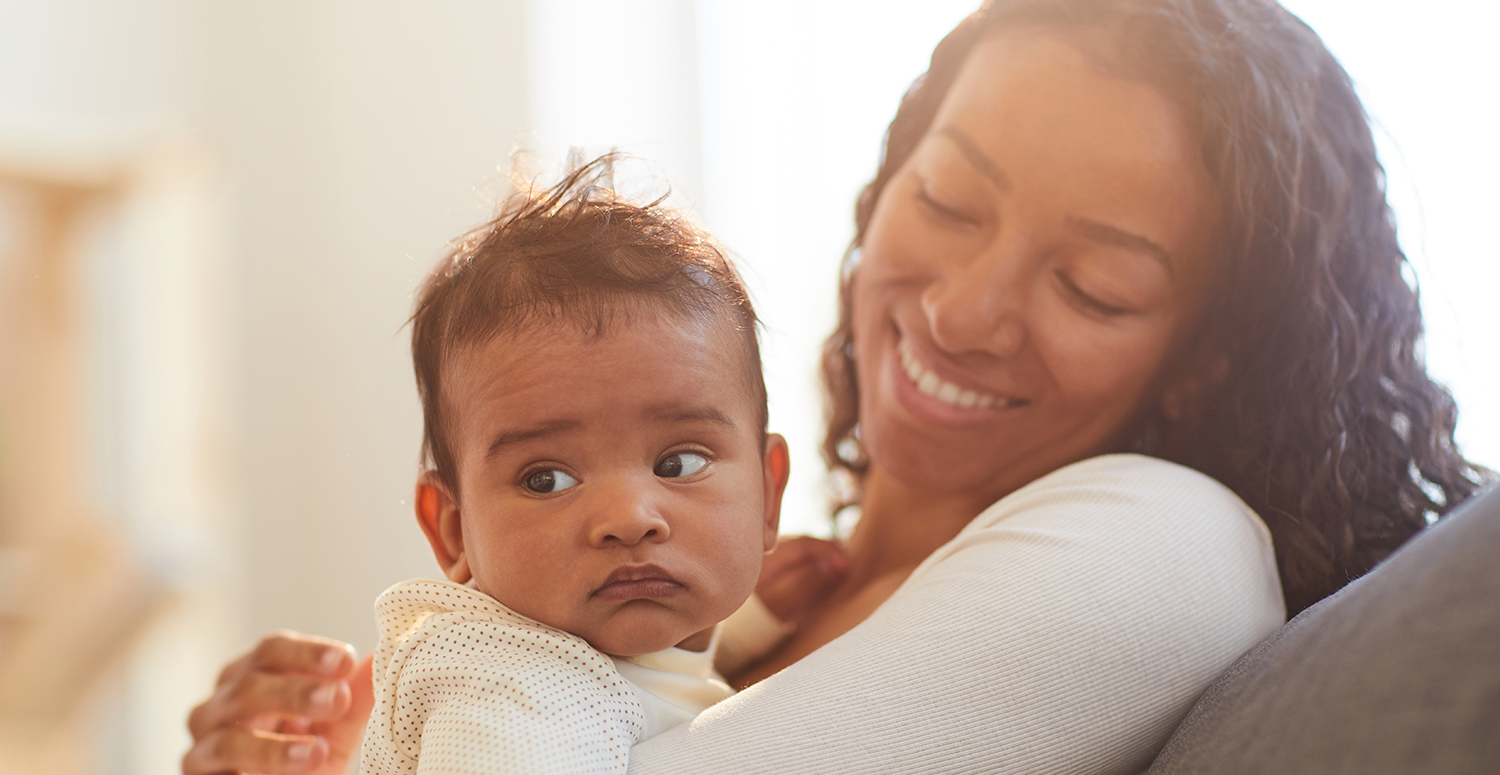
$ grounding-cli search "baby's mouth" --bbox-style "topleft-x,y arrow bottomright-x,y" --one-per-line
897,339 -> 1019,409
593,564 -> 685,601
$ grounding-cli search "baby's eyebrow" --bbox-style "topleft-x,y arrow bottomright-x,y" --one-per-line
651,407 -> 737,428
485,420 -> 578,459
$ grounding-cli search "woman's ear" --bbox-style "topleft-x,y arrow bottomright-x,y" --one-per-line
1162,352 -> 1229,421
760,433 -> 791,551
415,471 -> 470,584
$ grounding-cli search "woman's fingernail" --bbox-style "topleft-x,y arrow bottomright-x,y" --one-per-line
310,683 -> 338,709
288,741 -> 316,762
319,647 -> 346,674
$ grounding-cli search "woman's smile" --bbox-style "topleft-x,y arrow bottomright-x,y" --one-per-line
897,337 -> 1020,411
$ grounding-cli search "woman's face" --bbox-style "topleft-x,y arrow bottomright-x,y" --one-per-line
853,28 -> 1222,513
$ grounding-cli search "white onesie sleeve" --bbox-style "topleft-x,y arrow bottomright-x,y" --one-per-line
628,454 -> 1285,775
360,579 -> 645,775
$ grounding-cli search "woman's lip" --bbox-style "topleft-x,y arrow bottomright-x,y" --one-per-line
593,564 -> 685,600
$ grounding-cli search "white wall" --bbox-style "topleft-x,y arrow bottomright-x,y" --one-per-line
196,0 -> 531,652
0,1 -> 532,771
1280,0 -> 1500,470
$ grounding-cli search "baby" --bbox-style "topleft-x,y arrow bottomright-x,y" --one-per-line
359,155 -> 796,775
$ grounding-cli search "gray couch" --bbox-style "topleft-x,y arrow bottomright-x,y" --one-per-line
1147,484 -> 1500,774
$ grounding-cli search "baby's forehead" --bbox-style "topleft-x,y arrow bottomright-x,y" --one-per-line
440,307 -> 763,422
450,305 -> 743,365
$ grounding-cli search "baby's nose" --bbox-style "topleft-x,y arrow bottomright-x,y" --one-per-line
587,495 -> 671,547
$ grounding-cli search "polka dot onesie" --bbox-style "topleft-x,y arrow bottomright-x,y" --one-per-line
360,578 -> 733,775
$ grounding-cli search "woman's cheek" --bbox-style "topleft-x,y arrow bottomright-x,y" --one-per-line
1037,300 -> 1175,401
864,194 -> 954,276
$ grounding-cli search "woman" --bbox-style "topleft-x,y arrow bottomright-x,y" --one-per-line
183,0 -> 1488,772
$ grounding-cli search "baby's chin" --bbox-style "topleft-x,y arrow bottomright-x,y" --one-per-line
583,617 -> 709,657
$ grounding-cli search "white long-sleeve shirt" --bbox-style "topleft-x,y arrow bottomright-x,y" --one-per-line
629,454 -> 1285,774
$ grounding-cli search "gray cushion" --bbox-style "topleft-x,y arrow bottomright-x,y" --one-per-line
1148,485 -> 1500,774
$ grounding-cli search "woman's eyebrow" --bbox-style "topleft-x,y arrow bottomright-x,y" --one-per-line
1065,216 -> 1175,277
938,126 -> 1012,191
937,124 -> 1175,277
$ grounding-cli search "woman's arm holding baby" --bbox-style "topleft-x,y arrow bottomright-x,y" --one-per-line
182,632 -> 373,775
630,457 -> 1287,774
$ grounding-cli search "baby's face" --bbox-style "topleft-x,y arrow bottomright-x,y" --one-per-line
428,312 -> 781,656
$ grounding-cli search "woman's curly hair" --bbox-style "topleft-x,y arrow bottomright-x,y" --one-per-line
821,0 -> 1490,616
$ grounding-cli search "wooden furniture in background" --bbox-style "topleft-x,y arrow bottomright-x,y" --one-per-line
0,150 -> 172,774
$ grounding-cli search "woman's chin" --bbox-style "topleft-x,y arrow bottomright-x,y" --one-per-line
862,426 -> 1013,506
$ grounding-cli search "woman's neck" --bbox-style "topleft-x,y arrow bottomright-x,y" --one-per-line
843,467 -> 991,586
728,466 -> 999,688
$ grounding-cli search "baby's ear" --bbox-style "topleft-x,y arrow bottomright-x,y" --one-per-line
415,471 -> 470,583
760,433 -> 791,552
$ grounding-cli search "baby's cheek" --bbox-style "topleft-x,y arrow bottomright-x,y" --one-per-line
715,540 -> 769,619
477,551 -> 566,625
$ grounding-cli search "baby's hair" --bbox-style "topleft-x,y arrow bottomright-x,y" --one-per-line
410,152 -> 766,497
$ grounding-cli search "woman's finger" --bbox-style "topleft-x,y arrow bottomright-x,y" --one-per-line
180,727 -> 329,775
188,670 -> 351,738
315,652 -> 378,766
213,631 -> 354,690
763,536 -> 848,581
247,631 -> 356,678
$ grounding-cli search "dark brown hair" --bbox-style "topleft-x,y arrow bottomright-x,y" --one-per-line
412,153 -> 765,497
821,0 -> 1490,616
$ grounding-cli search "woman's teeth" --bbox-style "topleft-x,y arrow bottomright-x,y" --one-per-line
898,341 -> 1010,409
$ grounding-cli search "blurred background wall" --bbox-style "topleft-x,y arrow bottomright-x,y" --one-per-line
0,1 -> 1493,773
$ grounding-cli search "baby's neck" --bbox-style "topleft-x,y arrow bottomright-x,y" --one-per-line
672,625 -> 715,653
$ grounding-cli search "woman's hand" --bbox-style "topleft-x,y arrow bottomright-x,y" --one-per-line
182,631 -> 374,775
757,536 -> 848,628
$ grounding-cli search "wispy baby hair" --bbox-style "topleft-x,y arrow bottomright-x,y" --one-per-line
410,152 -> 765,497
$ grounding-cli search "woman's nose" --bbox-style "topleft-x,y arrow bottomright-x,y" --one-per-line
920,246 -> 1028,358
586,485 -> 671,547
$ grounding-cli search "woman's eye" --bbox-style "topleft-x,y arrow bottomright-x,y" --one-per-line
654,452 -> 708,479
915,186 -> 980,227
524,469 -> 578,493
1057,272 -> 1130,317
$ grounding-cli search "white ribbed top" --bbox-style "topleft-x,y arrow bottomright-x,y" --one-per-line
629,454 -> 1285,774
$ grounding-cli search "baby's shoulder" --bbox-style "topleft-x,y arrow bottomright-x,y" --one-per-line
407,610 -> 616,677
364,581 -> 646,772
377,579 -> 638,714
377,578 -> 605,669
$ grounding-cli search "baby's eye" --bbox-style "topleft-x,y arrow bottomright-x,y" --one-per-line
654,453 -> 708,479
524,469 -> 578,494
